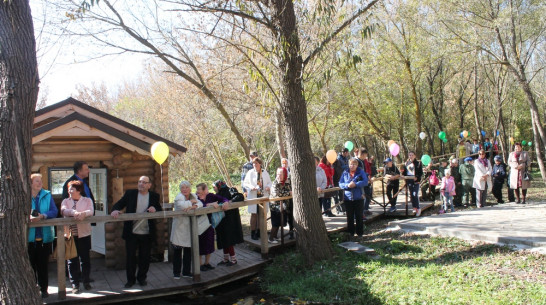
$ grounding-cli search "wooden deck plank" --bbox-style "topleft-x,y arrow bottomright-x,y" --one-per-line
44,246 -> 267,305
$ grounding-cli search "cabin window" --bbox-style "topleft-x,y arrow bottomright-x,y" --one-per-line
48,168 -> 73,195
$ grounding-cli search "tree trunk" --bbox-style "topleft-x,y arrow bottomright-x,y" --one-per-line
404,59 -> 423,156
531,114 -> 546,182
275,108 -> 287,159
0,1 -> 41,304
270,0 -> 333,263
472,61 -> 482,142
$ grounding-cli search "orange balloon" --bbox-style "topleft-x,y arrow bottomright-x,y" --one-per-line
326,150 -> 337,164
387,140 -> 395,147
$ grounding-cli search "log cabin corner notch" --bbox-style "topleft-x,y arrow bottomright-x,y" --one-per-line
32,97 -> 186,269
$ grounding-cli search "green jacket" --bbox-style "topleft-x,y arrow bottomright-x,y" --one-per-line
459,163 -> 475,181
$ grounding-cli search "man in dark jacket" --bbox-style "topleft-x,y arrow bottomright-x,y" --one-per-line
450,158 -> 463,206
111,176 -> 162,288
333,148 -> 350,214
383,158 -> 400,213
492,155 -> 507,203
62,161 -> 95,206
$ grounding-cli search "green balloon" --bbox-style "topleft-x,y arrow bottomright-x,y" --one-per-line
522,140 -> 527,146
438,131 -> 446,140
344,141 -> 354,151
442,138 -> 447,143
528,141 -> 533,146
421,154 -> 432,166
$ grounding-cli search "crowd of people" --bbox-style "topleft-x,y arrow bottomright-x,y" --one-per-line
28,141 -> 532,297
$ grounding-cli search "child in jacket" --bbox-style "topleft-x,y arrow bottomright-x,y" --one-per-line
440,169 -> 456,213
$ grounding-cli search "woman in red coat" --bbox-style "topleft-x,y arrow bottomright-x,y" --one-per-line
319,155 -> 336,217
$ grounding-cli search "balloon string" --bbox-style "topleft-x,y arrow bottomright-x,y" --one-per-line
160,163 -> 166,219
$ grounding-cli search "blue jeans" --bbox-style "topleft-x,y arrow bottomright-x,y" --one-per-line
408,183 -> 420,209
442,194 -> 454,211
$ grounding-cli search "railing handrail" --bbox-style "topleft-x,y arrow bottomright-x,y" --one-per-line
28,188 -> 340,228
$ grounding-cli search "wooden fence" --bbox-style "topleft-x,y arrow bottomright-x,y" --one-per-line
28,188 -> 340,300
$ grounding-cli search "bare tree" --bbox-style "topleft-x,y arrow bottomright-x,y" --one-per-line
0,0 -> 41,303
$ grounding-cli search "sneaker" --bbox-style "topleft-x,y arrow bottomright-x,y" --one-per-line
138,280 -> 147,286
326,212 -> 336,217
217,260 -> 229,266
416,209 -> 422,217
388,207 -> 397,213
72,285 -> 81,294
124,281 -> 135,288
268,239 -> 279,244
182,273 -> 192,278
413,208 -> 418,213
173,275 -> 181,280
84,282 -> 92,290
200,265 -> 208,271
438,209 -> 444,214
226,260 -> 238,267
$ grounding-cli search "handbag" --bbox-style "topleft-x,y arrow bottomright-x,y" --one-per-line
210,211 -> 225,228
65,231 -> 78,260
523,171 -> 531,181
197,215 -> 211,235
429,171 -> 439,186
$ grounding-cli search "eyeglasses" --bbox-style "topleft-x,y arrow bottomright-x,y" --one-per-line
138,180 -> 151,184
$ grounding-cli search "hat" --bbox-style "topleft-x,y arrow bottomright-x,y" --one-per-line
384,157 -> 392,163
440,158 -> 448,163
342,148 -> 349,153
464,157 -> 473,162
494,155 -> 502,161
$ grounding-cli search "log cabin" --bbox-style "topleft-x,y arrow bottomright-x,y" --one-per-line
33,98 -> 186,269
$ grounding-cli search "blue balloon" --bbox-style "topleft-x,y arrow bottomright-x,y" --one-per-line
481,130 -> 486,137
496,130 -> 500,136
460,132 -> 463,138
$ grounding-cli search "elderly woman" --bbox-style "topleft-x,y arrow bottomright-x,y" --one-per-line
213,180 -> 244,266
29,173 -> 58,299
61,180 -> 94,294
339,158 -> 368,238
171,181 -> 203,279
473,150 -> 492,208
196,183 -> 228,271
243,157 -> 272,240
508,142 -> 531,204
269,167 -> 292,244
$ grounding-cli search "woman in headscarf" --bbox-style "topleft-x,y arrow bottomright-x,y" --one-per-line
213,180 -> 244,266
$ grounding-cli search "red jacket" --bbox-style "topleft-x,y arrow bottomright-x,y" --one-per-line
319,162 -> 334,186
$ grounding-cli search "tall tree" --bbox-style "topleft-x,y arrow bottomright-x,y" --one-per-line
0,0 -> 41,303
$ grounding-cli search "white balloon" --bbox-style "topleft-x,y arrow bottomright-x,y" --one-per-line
419,132 -> 426,140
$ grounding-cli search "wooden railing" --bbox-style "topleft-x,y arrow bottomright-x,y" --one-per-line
28,187 -> 340,300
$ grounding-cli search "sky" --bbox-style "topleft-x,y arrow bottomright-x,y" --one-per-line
30,1 -> 147,105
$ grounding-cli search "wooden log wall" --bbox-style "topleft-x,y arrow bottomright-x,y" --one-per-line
104,148 -> 169,269
32,140 -> 171,269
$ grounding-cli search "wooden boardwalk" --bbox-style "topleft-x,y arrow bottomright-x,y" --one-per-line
44,245 -> 266,305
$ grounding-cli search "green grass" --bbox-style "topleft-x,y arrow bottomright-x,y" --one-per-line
263,230 -> 546,305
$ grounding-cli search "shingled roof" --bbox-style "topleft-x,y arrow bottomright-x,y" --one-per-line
34,97 -> 186,156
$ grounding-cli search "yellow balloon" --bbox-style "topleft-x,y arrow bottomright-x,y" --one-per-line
326,150 -> 337,164
387,140 -> 395,147
151,141 -> 169,165
462,130 -> 469,138
509,137 -> 514,144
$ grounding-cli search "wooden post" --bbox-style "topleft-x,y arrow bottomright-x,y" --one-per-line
381,180 -> 386,214
258,201 -> 268,259
56,225 -> 66,300
405,184 -> 409,216
189,215 -> 201,282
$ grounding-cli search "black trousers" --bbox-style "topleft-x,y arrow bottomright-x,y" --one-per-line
28,241 -> 52,293
507,188 -> 515,202
492,182 -> 504,203
172,246 -> 191,276
386,184 -> 399,207
67,235 -> 92,286
125,234 -> 152,283
345,199 -> 364,236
